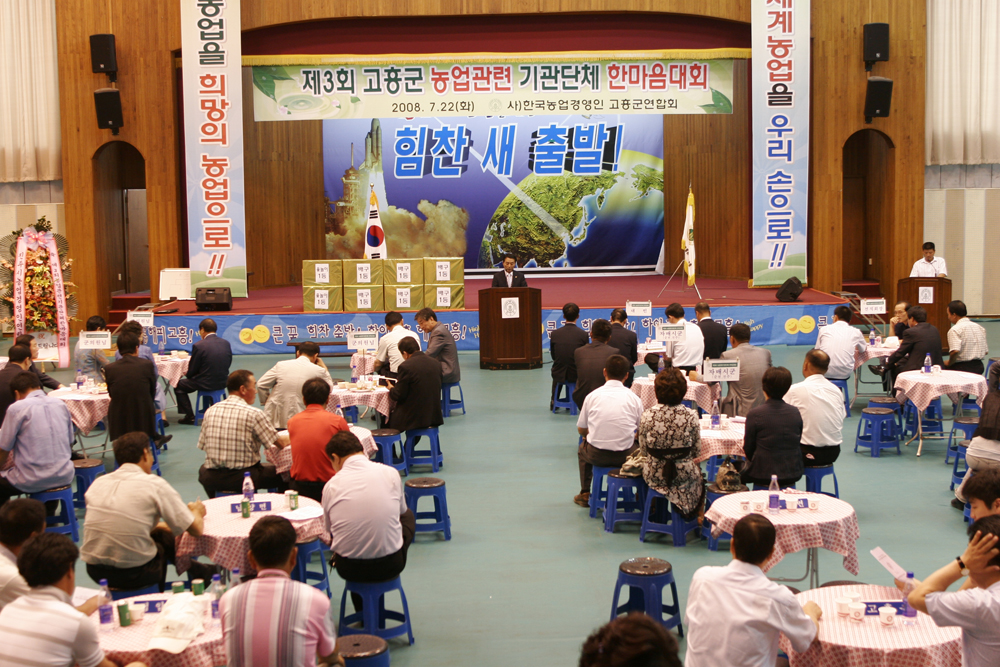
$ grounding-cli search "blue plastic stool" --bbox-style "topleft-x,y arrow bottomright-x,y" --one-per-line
948,417 -> 978,464
441,382 -> 465,417
829,377 -> 852,417
855,407 -> 901,457
342,406 -> 360,424
639,488 -> 700,546
952,394 -> 981,417
338,577 -> 414,645
73,458 -> 105,509
149,439 -> 162,476
951,441 -> 969,491
404,477 -> 451,540
603,472 -> 645,533
867,397 -> 903,434
293,539 -> 331,596
404,428 -> 442,472
965,501 -> 972,523
155,413 -> 167,445
371,429 -> 407,473
110,584 -> 159,600
588,466 -> 614,519
30,486 -> 79,542
336,635 -> 390,667
702,483 -> 748,551
610,557 -> 684,635
552,382 -> 578,415
804,465 -> 840,498
195,389 -> 227,425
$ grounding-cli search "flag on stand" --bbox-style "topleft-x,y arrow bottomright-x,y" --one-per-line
681,188 -> 695,286
364,187 -> 387,259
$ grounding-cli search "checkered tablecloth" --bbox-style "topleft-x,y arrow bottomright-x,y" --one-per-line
266,426 -> 378,473
175,493 -> 327,575
93,593 -> 224,667
695,421 -> 746,462
155,355 -> 190,387
636,343 -> 668,363
894,370 -> 987,412
51,389 -> 110,435
326,387 -> 393,418
631,376 -> 722,413
705,490 -> 861,575
854,345 -> 898,370
779,585 -> 962,667
350,352 -> 377,376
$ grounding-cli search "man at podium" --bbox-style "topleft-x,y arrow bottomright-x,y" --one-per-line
491,254 -> 528,288
909,242 -> 948,278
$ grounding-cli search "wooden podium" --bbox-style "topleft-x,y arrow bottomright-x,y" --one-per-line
897,277 -> 951,346
478,287 -> 542,370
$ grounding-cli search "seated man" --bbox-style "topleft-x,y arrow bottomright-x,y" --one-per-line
573,319 -> 616,409
962,469 -> 1000,520
374,311 -> 421,379
220,516 -> 339,667
575,354 -> 644,507
719,323 -> 772,417
105,332 -> 169,448
415,308 -> 460,385
387,336 -> 443,434
287,378 -> 349,502
608,308 -> 639,387
908,516 -> 1000,666
785,349 -> 846,467
322,432 -> 416,608
73,315 -> 112,383
684,514 -> 821,666
815,305 -> 866,382
0,372 -> 74,507
81,432 -> 214,591
550,302 -> 589,407
113,321 -> 166,421
885,306 -> 944,390
176,318 -> 233,425
945,300 -> 988,375
662,303 -> 704,372
256,341 -> 334,429
0,345 -> 33,424
197,370 -> 287,498
740,367 -> 804,488
889,300 -> 911,339
14,334 -> 61,390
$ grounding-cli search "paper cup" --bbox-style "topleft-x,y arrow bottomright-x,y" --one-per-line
846,592 -> 862,604
835,597 -> 851,616
739,500 -> 751,513
648,373 -> 656,379
752,501 -> 765,513
809,499 -> 820,511
848,602 -> 866,622
786,497 -> 797,512
878,606 -> 896,626
129,603 -> 145,622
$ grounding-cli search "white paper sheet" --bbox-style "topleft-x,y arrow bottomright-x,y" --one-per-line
871,546 -> 908,580
278,506 -> 324,521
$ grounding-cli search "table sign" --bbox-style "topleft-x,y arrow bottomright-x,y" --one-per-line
703,359 -> 740,382
356,288 -> 372,309
79,331 -> 112,349
626,301 -> 652,317
436,286 -> 452,308
396,262 -> 411,283
655,323 -> 685,341
436,261 -> 451,281
313,263 -> 330,284
396,287 -> 411,308
860,298 -> 886,315
918,286 -> 934,304
229,501 -> 272,513
313,289 -> 329,310
864,601 -> 905,615
347,331 -> 379,351
126,311 -> 154,327
501,297 -> 520,319
355,263 -> 371,283
136,599 -> 167,613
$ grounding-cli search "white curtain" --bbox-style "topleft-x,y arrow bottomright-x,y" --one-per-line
0,0 -> 61,182
926,0 -> 1000,165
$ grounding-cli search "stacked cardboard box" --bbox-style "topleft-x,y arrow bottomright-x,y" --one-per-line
342,258 -> 384,311
383,258 -> 425,311
423,257 -> 464,310
302,260 -> 343,312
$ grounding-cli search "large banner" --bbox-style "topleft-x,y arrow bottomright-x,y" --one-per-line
250,53 -> 741,121
751,0 -> 810,287
180,0 -> 248,297
322,115 -> 665,271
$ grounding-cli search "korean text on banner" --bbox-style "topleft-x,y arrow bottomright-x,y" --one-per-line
180,0 -> 248,297
751,0 -> 810,287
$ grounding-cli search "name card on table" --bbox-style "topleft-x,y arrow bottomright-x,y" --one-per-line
79,331 -> 112,350
655,324 -> 685,341
396,262 -> 411,283
702,359 -> 740,382
126,311 -> 154,327
347,331 -> 379,351
355,263 -> 372,284
776,498 -> 809,510
860,298 -> 886,315
314,263 -> 331,284
230,501 -> 272,513
137,599 -> 167,613
626,301 -> 652,317
864,601 -> 906,615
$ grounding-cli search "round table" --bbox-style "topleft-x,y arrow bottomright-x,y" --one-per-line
631,376 -> 722,413
853,344 -> 899,370
93,592 -> 224,667
894,370 -> 988,456
695,419 -> 746,463
350,352 -> 378,376
154,355 -> 191,388
175,493 -> 327,576
326,386 -> 393,418
704,490 -> 861,589
779,585 -> 962,667
266,425 -> 378,473
51,388 -> 110,435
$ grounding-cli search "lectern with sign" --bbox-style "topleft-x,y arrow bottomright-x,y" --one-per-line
479,287 -> 542,370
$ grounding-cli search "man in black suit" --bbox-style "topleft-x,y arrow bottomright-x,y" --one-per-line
550,302 -> 589,408
176,318 -> 233,425
695,302 -> 728,360
885,305 -> 944,392
387,336 -> 444,433
608,308 -> 639,387
0,346 -> 33,424
14,335 -> 62,390
491,253 -> 528,288
105,332 -> 170,447
572,319 -> 617,409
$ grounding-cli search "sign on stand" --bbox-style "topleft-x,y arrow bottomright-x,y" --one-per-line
702,359 -> 740,382
655,323 -> 685,341
347,331 -> 379,351
860,299 -> 886,315
626,301 -> 652,317
127,311 -> 155,328
79,331 -> 112,350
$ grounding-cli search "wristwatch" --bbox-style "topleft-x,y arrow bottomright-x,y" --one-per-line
956,556 -> 970,576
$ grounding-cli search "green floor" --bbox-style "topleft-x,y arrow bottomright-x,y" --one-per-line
52,321 -> 1000,666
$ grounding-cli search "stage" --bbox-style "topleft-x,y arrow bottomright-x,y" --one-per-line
144,275 -> 845,355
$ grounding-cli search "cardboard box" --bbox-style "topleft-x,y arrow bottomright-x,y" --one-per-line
344,285 -> 384,311
303,285 -> 343,312
342,258 -> 384,287
383,259 -> 424,286
423,257 -> 464,285
302,259 -> 343,287
384,285 -> 424,311
424,283 -> 465,310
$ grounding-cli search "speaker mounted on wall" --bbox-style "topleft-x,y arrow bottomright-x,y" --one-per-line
89,34 -> 118,82
94,89 -> 124,135
863,23 -> 889,71
864,77 -> 893,123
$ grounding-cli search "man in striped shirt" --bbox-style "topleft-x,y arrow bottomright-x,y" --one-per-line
220,516 -> 341,667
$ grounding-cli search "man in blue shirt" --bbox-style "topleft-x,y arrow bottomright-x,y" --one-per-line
0,372 -> 75,507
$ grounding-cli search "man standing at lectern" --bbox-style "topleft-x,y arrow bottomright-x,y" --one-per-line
910,242 -> 948,278
491,254 -> 528,288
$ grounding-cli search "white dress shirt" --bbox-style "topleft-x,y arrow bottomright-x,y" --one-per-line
815,320 -> 867,380
0,586 -> 105,667
910,256 -> 948,277
948,317 -> 989,363
577,380 -> 644,451
666,319 -> 705,368
784,374 -> 845,446
0,543 -> 29,611
685,560 -> 817,667
321,455 -> 407,559
256,355 -> 334,429
375,325 -> 421,373
926,580 -> 1000,667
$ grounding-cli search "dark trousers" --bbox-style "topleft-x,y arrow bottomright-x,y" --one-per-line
0,476 -> 24,507
624,368 -> 636,388
198,462 -> 285,498
578,441 -> 637,494
334,510 -> 416,612
801,444 -> 841,467
949,359 -> 985,375
741,472 -> 801,489
174,378 -> 201,418
84,526 -> 199,592
290,478 -> 327,503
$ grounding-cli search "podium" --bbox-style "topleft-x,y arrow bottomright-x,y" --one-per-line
897,277 -> 951,347
479,287 -> 542,370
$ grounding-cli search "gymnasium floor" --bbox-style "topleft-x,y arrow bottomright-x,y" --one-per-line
57,321 -> 1000,666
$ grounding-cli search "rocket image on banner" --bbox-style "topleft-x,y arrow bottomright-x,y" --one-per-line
364,186 -> 387,259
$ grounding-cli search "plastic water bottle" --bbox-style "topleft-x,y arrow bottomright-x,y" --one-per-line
350,362 -> 358,384
75,369 -> 84,389
228,568 -> 241,591
710,400 -> 721,430
334,404 -> 344,418
98,579 -> 114,632
242,471 -> 254,503
870,329 -> 877,346
657,354 -> 665,373
924,353 -> 932,374
768,475 -> 780,515
901,572 -> 918,624
210,574 -> 222,620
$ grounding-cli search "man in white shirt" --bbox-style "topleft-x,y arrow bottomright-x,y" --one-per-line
374,311 -> 421,378
815,305 -> 866,382
685,514 -> 821,667
575,355 -> 644,507
945,300 -> 989,375
785,349 -> 846,467
910,241 -> 948,277
256,342 -> 334,429
663,303 -> 704,371
908,516 -> 1000,667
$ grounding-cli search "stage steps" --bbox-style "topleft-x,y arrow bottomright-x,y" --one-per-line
841,280 -> 882,300
108,294 -> 152,327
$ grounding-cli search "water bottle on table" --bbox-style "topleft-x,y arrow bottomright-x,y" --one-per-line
901,571 -> 918,625
351,362 -> 358,384
98,579 -> 114,632
242,471 -> 254,502
229,568 -> 241,591
334,404 -> 344,419
210,573 -> 223,621
710,400 -> 720,430
657,354 -> 665,373
924,354 -> 932,374
768,475 -> 780,515
869,329 -> 876,346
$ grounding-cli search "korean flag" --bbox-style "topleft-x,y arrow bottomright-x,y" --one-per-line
364,189 -> 387,260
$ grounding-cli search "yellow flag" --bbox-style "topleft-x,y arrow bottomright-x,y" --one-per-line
681,189 -> 695,286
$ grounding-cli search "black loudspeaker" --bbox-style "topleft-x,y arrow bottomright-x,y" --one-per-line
89,34 -> 118,82
775,277 -> 803,303
195,287 -> 233,311
864,77 -> 893,123
94,89 -> 124,135
863,23 -> 889,71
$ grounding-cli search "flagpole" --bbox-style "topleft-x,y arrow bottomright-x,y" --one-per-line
657,184 -> 703,300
